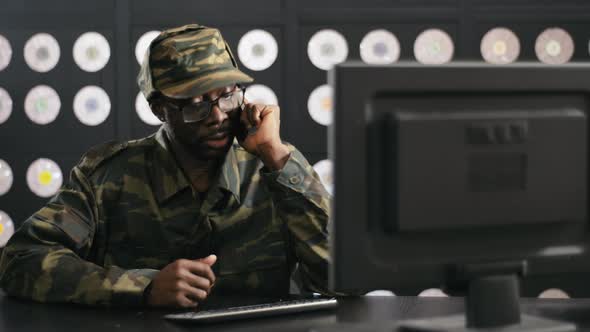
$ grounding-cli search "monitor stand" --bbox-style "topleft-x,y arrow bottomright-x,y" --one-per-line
311,262 -> 576,332
399,271 -> 576,332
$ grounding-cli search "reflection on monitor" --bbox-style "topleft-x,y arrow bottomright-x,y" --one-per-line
329,62 -> 590,331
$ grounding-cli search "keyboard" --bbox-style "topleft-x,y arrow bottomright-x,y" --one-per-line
164,297 -> 338,323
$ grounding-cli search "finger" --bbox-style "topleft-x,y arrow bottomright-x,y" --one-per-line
176,293 -> 198,308
247,104 -> 258,126
182,271 -> 213,290
240,104 -> 259,136
240,103 -> 253,128
180,283 -> 209,302
208,280 -> 217,295
260,106 -> 279,127
183,261 -> 216,284
259,105 -> 274,118
251,106 -> 263,128
197,254 -> 217,266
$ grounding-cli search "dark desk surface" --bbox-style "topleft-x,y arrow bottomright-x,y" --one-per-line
2,293 -> 590,332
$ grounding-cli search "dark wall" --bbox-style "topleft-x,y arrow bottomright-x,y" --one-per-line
1,0 -> 590,226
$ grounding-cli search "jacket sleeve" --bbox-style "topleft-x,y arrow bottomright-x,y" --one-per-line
0,166 -> 158,306
260,144 -> 336,295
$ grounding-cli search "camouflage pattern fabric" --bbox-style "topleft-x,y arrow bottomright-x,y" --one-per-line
138,24 -> 253,101
0,127 -> 333,306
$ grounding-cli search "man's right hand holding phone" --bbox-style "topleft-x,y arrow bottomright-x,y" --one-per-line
237,100 -> 291,171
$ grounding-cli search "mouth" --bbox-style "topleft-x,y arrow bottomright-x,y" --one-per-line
206,131 -> 230,140
204,131 -> 231,149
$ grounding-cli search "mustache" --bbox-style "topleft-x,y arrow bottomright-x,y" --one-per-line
203,127 -> 233,140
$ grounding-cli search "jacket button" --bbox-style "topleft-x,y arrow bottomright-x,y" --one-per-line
289,176 -> 301,184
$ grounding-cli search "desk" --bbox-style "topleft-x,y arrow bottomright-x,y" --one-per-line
1,293 -> 590,331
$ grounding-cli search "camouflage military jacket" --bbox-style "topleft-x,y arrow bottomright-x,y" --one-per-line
0,128 -> 332,306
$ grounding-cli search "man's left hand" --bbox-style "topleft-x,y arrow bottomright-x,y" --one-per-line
238,101 -> 290,171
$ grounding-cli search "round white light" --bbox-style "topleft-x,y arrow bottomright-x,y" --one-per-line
26,158 -> 63,198
307,29 -> 348,71
307,84 -> 333,126
73,32 -> 111,72
73,86 -> 111,126
24,85 -> 61,125
24,33 -> 61,72
238,29 -> 278,71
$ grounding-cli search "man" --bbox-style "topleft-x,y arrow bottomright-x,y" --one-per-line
0,24 -> 332,308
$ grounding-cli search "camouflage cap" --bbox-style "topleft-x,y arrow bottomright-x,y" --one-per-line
138,24 -> 254,101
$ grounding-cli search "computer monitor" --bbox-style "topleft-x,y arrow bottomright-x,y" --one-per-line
328,62 -> 590,331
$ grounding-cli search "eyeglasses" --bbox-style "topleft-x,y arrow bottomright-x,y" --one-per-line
167,85 -> 246,123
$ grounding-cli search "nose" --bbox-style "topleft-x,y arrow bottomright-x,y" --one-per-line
206,104 -> 228,126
